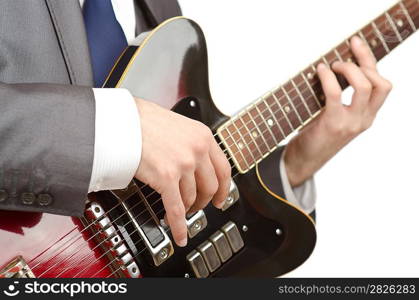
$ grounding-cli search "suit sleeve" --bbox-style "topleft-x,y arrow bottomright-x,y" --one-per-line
0,82 -> 95,216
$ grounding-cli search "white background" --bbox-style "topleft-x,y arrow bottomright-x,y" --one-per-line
179,0 -> 419,276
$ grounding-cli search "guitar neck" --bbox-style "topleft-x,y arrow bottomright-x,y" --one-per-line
217,0 -> 419,174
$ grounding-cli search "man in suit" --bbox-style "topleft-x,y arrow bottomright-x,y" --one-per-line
0,0 -> 392,247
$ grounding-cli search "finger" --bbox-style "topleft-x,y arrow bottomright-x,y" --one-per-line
179,172 -> 197,213
161,182 -> 187,247
209,141 -> 231,210
362,68 -> 393,113
332,62 -> 372,113
317,63 -> 343,111
351,36 -> 377,70
189,155 -> 218,214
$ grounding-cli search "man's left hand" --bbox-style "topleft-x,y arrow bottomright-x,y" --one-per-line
284,36 -> 393,187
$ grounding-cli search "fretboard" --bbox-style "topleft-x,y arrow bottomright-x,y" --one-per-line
217,0 -> 419,174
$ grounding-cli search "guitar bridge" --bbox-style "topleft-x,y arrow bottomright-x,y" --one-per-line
0,256 -> 35,278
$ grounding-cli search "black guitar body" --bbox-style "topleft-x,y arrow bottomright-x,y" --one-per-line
103,17 -> 316,277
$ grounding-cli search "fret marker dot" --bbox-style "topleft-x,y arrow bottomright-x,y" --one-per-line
267,119 -> 274,127
252,131 -> 258,138
238,142 -> 244,149
284,106 -> 291,113
396,19 -> 404,27
371,39 -> 378,47
347,57 -> 353,63
307,72 -> 314,80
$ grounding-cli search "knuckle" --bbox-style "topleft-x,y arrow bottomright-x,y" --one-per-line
160,167 -> 178,181
382,80 -> 393,93
328,90 -> 342,101
203,181 -> 219,199
357,82 -> 372,95
180,158 -> 195,171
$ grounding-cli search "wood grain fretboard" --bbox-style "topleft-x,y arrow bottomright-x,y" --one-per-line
217,0 -> 419,174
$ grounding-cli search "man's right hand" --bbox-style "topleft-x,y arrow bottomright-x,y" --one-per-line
134,98 -> 231,247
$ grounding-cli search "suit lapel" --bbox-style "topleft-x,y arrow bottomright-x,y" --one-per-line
44,0 -> 93,86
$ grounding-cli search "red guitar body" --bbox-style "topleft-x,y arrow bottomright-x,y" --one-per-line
0,211 -> 113,277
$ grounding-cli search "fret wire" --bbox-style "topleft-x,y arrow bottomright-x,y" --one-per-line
358,30 -> 369,45
385,12 -> 403,42
310,64 -> 318,75
281,86 -> 304,124
260,99 -> 286,139
291,78 -> 314,117
321,56 -> 330,67
225,125 -> 250,170
372,21 -> 390,53
255,101 -> 282,143
400,2 -> 417,31
301,72 -> 322,108
248,104 -> 272,151
334,48 -> 343,61
234,115 -> 259,161
242,109 -> 265,157
271,92 -> 295,130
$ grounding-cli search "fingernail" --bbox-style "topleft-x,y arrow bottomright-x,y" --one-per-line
178,237 -> 187,247
317,63 -> 326,70
215,200 -> 225,210
352,35 -> 362,46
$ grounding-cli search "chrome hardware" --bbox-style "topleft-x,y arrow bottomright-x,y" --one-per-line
84,202 -> 141,278
242,225 -> 248,232
209,231 -> 232,263
0,256 -> 35,278
221,221 -> 244,253
186,221 -> 244,278
112,193 -> 174,267
222,180 -> 240,211
275,228 -> 283,236
186,210 -> 207,238
186,250 -> 209,278
197,241 -> 221,272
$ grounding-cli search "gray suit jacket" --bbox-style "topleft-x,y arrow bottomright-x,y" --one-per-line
0,0 -> 181,216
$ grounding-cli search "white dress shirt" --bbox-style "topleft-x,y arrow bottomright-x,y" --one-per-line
83,0 -> 317,214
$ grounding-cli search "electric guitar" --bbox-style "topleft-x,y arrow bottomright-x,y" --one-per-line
1,0 -> 418,278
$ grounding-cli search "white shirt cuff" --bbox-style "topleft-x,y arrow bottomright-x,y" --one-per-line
89,88 -> 142,192
279,149 -> 316,214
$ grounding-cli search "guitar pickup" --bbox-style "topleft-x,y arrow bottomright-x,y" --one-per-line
222,180 -> 240,211
111,185 -> 174,267
186,210 -> 207,238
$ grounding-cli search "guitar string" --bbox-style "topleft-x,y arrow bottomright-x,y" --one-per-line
27,12 -> 414,277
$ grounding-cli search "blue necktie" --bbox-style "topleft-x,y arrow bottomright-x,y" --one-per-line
83,0 -> 128,87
